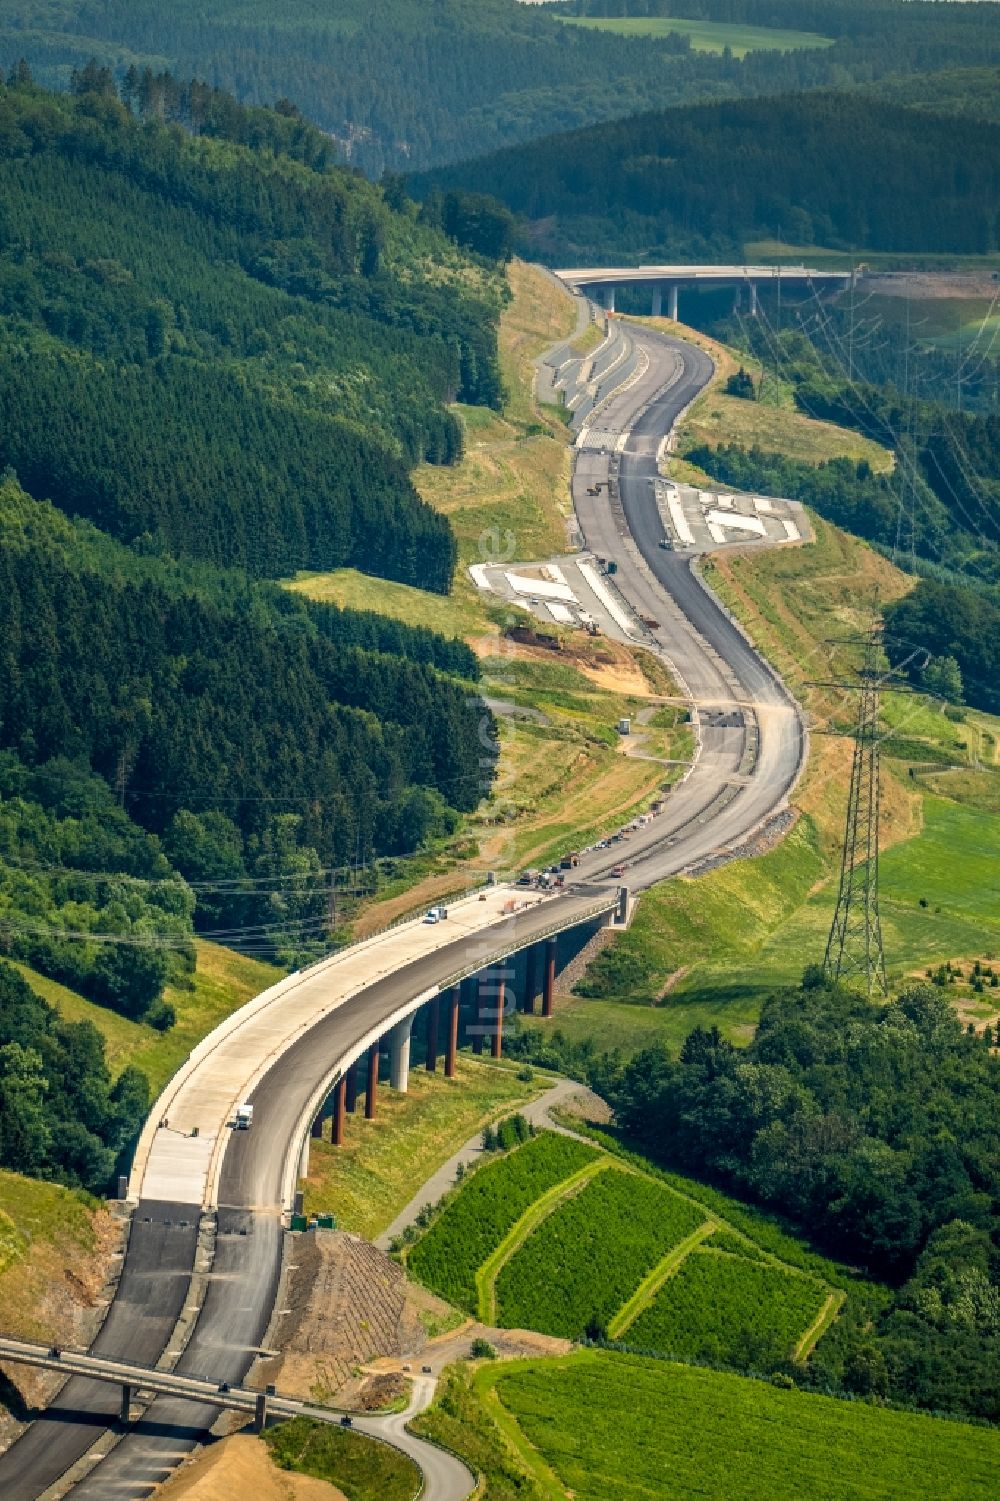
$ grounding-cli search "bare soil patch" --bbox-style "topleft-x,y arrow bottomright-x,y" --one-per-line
153,1434 -> 342,1501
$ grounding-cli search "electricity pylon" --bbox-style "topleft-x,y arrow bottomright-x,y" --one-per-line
822,618 -> 888,996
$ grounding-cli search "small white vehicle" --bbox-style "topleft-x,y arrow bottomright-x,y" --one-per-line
234,1103 -> 254,1130
424,906 -> 448,924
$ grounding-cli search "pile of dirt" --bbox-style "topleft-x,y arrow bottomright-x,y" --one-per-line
154,1434 -> 343,1501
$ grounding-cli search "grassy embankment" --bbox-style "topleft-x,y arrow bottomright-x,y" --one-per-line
556,15 -> 834,58
414,1352 -> 1000,1501
535,501 -> 1000,1055
0,1170 -> 111,1347
264,1416 -> 419,1501
10,941 -> 282,1095
300,1058 -> 542,1238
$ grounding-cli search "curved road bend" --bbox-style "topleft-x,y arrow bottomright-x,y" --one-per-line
0,324 -> 805,1500
0,893 -> 611,1500
570,320 -> 804,888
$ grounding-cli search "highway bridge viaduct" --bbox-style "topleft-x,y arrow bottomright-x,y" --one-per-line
555,262 -> 851,318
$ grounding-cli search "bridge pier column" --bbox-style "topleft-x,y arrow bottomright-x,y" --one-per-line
650,285 -> 662,318
668,284 -> 679,322
253,1390 -> 269,1433
602,284 -> 616,314
492,971 -> 505,1060
120,1383 -> 133,1425
310,1108 -> 324,1140
390,1014 -> 413,1092
345,1061 -> 358,1114
749,281 -> 758,316
445,985 -> 460,1077
299,1133 -> 310,1179
425,995 -> 439,1073
543,936 -> 557,1018
331,1075 -> 347,1146
523,944 -> 538,1015
365,1042 -> 379,1119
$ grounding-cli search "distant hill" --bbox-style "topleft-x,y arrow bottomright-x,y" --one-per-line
4,0 -> 1000,172
411,92 -> 1000,263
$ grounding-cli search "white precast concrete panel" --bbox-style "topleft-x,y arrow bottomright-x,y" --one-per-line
578,559 -> 635,636
706,510 -> 768,537
546,601 -> 575,625
754,498 -> 773,512
504,571 -> 577,602
469,563 -> 491,589
665,489 -> 696,546
781,517 -> 802,541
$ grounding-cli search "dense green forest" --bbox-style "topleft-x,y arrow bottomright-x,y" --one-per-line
594,979 -> 1000,1420
0,71 -> 508,586
0,961 -> 149,1191
4,0 -> 1000,174
0,476 -> 493,951
415,93 -> 1000,262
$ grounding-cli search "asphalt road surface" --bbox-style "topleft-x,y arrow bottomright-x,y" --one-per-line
0,320 -> 805,1500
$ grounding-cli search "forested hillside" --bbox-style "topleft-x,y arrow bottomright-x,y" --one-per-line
415,93 -> 1000,262
4,0 -> 1000,174
0,70 -> 506,587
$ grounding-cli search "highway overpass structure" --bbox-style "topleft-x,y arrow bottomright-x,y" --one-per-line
0,289 -> 808,1500
555,262 -> 851,318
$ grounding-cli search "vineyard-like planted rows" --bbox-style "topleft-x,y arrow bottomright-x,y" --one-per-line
492,1352 -> 1000,1500
495,1168 -> 706,1338
629,1249 -> 827,1366
407,1133 -> 599,1310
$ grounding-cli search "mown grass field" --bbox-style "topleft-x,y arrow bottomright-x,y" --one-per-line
409,1131 -> 841,1367
485,1352 -> 1000,1501
745,239 -> 1000,273
557,15 -> 833,58
494,1167 -> 706,1339
301,1058 -> 540,1241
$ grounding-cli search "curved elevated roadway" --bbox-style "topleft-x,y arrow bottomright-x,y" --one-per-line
0,312 -> 806,1500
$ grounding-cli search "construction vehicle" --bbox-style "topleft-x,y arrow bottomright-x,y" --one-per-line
559,851 -> 580,870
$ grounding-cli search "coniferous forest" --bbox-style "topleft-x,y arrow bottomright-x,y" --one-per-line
5,0 -> 1000,174
0,71 -> 502,1186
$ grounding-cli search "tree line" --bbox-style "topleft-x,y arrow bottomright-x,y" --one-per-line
0,960 -> 150,1193
0,476 -> 495,981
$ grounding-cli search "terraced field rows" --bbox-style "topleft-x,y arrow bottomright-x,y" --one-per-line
629,1248 -> 828,1366
407,1133 -> 599,1311
494,1168 -> 708,1338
